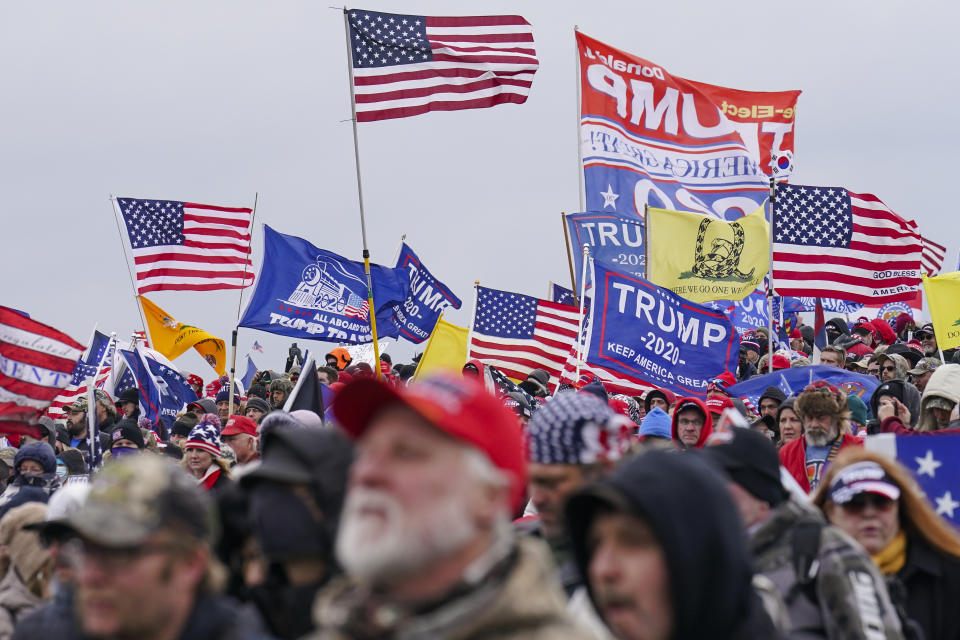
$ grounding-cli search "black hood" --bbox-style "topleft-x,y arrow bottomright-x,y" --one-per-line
565,450 -> 776,640
825,317 -> 850,337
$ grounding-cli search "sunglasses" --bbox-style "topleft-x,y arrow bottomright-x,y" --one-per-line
839,493 -> 897,514
882,365 -> 896,372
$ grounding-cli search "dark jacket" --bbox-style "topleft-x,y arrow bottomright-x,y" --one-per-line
897,534 -> 960,640
566,450 -> 784,640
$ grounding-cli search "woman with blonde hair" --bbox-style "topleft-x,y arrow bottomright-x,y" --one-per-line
180,414 -> 232,492
812,447 -> 960,640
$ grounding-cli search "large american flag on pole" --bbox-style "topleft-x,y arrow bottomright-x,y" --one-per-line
116,198 -> 255,294
558,343 -> 657,397
772,184 -> 922,303
468,286 -> 579,384
347,9 -> 538,122
47,330 -> 115,419
906,221 -> 947,276
0,307 -> 84,417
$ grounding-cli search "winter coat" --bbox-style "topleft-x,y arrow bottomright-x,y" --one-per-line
895,534 -> 960,640
869,379 -> 922,430
878,415 -> 960,436
778,434 -> 862,493
917,364 -> 960,431
871,319 -> 897,346
670,397 -> 714,450
750,498 -> 903,639
309,537 -> 592,640
0,567 -> 42,640
566,450 -> 784,640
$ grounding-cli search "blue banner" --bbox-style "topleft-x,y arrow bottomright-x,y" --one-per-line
584,261 -> 739,396
727,365 -> 879,413
119,349 -> 162,426
390,243 -> 461,344
871,434 -> 960,528
776,297 -> 863,315
119,349 -> 198,429
239,226 -> 410,344
727,289 -> 769,336
566,211 -> 645,290
549,282 -> 577,306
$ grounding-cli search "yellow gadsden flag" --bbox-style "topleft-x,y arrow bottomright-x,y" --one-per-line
923,272 -> 960,351
413,317 -> 469,380
646,206 -> 769,303
139,296 -> 226,375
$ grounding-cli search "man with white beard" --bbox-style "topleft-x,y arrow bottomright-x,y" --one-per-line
308,374 -> 591,640
778,381 -> 863,493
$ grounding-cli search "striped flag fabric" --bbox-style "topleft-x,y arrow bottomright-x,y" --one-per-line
346,8 -> 538,122
46,368 -> 111,420
772,184 -> 923,303
115,198 -> 255,294
0,306 -> 85,417
468,286 -> 579,384
558,343 -> 656,397
918,231 -> 946,276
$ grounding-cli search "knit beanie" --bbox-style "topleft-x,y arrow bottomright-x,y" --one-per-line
579,379 -> 609,403
847,394 -> 869,428
244,397 -> 271,415
58,449 -> 86,475
184,423 -> 222,457
110,418 -> 146,450
525,391 -> 631,464
639,407 -> 672,439
703,428 -> 787,507
171,413 -> 198,438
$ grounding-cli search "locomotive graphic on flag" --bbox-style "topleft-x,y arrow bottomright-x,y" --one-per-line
286,258 -> 370,320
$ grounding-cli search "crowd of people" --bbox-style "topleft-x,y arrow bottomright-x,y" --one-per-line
2,312 -> 960,639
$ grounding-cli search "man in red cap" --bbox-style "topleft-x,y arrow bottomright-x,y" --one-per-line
220,415 -> 260,466
311,374 -> 588,639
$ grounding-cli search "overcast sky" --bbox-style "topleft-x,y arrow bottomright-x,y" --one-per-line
3,1 -> 953,378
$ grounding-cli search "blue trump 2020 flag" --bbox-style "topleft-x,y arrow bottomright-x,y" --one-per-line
583,261 -> 739,397
727,365 -> 879,413
240,226 -> 410,344
389,243 -> 461,344
565,211 -> 645,290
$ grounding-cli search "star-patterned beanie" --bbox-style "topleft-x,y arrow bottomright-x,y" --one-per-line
525,391 -> 632,465
185,423 -> 222,457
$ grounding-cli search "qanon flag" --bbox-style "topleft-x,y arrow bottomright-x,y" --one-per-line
577,31 -> 769,220
239,226 -> 410,344
389,243 -> 462,344
583,261 -> 739,397
565,211 -> 645,290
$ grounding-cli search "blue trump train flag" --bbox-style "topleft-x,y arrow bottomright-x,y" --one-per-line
565,211 -> 645,290
239,226 -> 410,344
389,243 -> 462,344
727,365 -> 879,412
583,261 -> 739,396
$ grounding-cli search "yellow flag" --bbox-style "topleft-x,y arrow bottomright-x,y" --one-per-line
139,296 -> 226,375
413,317 -> 469,380
646,205 -> 769,303
923,272 -> 960,351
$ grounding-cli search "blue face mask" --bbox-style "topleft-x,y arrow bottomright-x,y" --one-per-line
55,461 -> 67,480
111,447 -> 139,458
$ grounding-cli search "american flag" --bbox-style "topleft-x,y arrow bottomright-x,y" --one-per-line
469,286 -> 579,384
116,198 -> 255,294
251,340 -> 264,354
344,293 -> 370,320
906,222 -> 947,276
772,184 -> 922,303
347,9 -> 538,122
558,343 -> 656,397
47,330 -> 115,419
0,306 -> 85,417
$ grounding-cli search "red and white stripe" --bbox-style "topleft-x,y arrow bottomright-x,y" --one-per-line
557,343 -> 657,397
352,14 -> 538,122
773,190 -> 923,302
129,202 -> 253,294
469,299 -> 579,383
0,307 -> 85,417
46,368 -> 112,419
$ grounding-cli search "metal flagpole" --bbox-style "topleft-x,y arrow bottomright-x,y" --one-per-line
342,8 -> 382,377
766,177 -> 777,373
561,212 -> 580,307
573,26 -> 586,211
575,246 -> 590,378
921,276 -> 947,362
235,192 -> 259,323
109,195 -> 150,335
228,330 -> 238,418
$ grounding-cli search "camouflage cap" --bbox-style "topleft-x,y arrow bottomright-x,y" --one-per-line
60,455 -> 214,548
93,389 -> 112,405
67,397 -> 88,413
908,357 -> 939,376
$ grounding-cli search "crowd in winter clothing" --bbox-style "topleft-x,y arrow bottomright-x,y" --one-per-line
2,315 -> 960,639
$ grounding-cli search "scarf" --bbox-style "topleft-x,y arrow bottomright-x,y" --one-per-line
871,530 -> 907,575
197,465 -> 221,492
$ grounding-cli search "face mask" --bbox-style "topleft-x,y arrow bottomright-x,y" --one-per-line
111,447 -> 139,458
55,462 -> 67,480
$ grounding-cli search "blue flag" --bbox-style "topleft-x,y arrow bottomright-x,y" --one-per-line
868,433 -> 960,528
549,282 -> 577,306
727,289 -> 769,336
583,261 -> 739,397
389,243 -> 462,344
727,364 -> 879,412
775,296 -> 863,315
240,226 -> 410,344
119,349 -> 162,426
241,355 -> 259,392
565,211 -> 645,290
144,357 -> 198,428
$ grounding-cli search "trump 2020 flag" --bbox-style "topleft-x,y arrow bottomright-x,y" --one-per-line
727,365 -> 879,415
390,243 -> 462,344
239,226 -> 410,344
582,261 -> 739,397
866,434 -> 960,528
565,211 -> 645,290
347,9 -> 538,122
646,206 -> 769,303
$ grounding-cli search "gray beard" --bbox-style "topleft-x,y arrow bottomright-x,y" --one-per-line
924,345 -> 937,356
805,427 -> 837,447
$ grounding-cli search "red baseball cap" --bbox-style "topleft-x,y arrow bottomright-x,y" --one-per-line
705,395 -> 734,414
771,354 -> 791,370
221,415 -> 258,437
333,373 -> 527,511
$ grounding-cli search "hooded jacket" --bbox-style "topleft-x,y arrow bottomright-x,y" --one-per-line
917,364 -> 960,432
671,397 -> 714,450
870,319 -> 897,346
869,379 -> 921,429
565,450 -> 784,640
325,348 -> 353,371
643,388 -> 676,413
